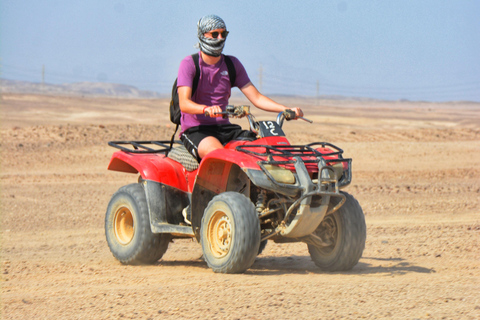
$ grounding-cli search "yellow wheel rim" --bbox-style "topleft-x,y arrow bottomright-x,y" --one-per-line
316,215 -> 337,253
207,210 -> 232,258
114,206 -> 134,245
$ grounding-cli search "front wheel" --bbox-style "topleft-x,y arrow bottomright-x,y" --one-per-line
201,192 -> 260,273
308,192 -> 366,271
105,183 -> 171,265
257,240 -> 268,255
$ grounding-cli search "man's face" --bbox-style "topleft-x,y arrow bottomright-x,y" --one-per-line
204,28 -> 229,39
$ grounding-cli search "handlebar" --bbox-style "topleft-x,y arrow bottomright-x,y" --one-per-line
298,116 -> 313,123
276,110 -> 312,127
204,105 -> 250,118
205,105 -> 312,131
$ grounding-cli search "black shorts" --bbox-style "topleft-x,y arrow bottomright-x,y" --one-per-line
180,124 -> 256,161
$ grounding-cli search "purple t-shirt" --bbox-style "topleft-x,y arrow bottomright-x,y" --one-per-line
177,52 -> 251,134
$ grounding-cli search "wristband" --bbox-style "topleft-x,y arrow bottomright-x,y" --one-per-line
202,106 -> 208,114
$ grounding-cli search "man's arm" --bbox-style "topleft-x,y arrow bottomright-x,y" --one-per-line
240,83 -> 304,117
178,86 -> 204,114
178,86 -> 222,117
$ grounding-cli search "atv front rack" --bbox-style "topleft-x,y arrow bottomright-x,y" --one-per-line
108,140 -> 182,154
236,142 -> 352,188
236,142 -> 344,162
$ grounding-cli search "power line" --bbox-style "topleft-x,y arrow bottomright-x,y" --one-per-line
0,63 -> 172,89
1,63 -> 479,100
258,69 -> 480,98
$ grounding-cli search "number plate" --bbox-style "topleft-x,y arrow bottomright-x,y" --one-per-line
258,121 -> 285,137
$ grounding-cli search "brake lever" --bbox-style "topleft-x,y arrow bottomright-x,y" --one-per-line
298,116 -> 313,123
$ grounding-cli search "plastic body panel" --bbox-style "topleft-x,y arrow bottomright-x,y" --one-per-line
108,151 -> 197,193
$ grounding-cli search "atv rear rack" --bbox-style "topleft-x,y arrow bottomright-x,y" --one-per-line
108,140 -> 182,154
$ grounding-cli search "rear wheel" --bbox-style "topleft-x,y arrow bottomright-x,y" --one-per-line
105,183 -> 171,264
201,192 -> 260,273
308,192 -> 366,271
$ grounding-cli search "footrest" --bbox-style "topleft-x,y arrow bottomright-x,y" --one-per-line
150,222 -> 195,237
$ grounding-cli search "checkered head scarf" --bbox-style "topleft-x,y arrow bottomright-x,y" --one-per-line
195,15 -> 227,57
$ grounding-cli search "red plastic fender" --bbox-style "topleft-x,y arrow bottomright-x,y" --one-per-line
107,151 -> 194,192
193,136 -> 291,193
225,136 -> 291,151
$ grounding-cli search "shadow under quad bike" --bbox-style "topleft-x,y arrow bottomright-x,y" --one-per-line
105,106 -> 366,273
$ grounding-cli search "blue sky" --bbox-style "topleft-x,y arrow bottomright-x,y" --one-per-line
1,0 -> 479,101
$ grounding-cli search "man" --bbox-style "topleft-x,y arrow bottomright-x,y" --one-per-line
177,14 -> 303,161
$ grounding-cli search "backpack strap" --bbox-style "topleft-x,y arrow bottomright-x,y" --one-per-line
167,53 -> 201,155
167,125 -> 179,156
191,53 -> 201,95
224,55 -> 236,87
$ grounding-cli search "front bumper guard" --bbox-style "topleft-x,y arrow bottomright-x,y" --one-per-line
261,157 -> 346,239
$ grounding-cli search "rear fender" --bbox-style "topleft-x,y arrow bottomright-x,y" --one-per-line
108,151 -> 191,192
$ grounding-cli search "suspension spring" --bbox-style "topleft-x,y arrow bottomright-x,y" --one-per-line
256,190 -> 267,215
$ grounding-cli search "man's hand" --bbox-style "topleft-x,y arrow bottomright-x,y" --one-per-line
291,107 -> 304,118
284,108 -> 304,120
203,105 -> 222,117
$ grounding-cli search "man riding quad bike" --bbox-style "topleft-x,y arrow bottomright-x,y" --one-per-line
105,106 -> 366,273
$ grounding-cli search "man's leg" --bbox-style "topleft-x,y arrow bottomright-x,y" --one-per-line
197,136 -> 224,159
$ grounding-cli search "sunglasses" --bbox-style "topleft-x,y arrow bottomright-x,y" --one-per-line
209,30 -> 229,39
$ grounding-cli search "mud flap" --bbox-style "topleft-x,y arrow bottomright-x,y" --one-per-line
143,180 -> 194,236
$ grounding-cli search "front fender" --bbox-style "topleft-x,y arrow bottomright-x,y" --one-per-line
190,151 -> 257,240
201,148 -> 260,171
197,149 -> 302,197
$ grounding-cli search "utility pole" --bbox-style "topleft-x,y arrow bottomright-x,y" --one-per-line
42,65 -> 45,84
41,65 -> 46,93
316,80 -> 320,105
258,64 -> 263,92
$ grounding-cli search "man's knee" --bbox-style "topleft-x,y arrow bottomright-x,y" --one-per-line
198,136 -> 224,158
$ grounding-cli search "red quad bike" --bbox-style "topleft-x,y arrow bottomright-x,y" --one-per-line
105,106 -> 366,274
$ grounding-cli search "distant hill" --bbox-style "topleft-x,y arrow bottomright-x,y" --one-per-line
3,79 -> 477,104
0,78 -> 379,102
0,79 -> 164,98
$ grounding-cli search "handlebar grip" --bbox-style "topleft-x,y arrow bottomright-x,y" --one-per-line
284,109 -> 297,121
204,111 -> 227,118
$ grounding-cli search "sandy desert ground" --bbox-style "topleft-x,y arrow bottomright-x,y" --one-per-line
1,93 -> 479,319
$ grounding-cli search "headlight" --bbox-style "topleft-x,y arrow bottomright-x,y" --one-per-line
263,164 -> 296,184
